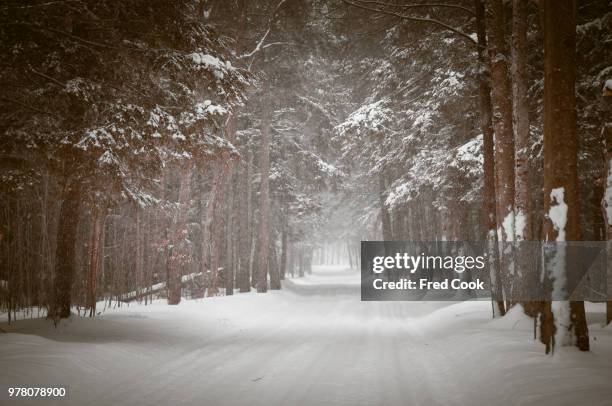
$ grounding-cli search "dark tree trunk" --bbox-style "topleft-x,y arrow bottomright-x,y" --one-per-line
269,236 -> 281,290
135,208 -> 145,302
512,0 -> 532,242
475,0 -> 505,317
224,122 -> 238,297
208,163 -> 229,297
257,78 -> 271,293
201,163 -> 228,297
511,0 -> 536,316
379,174 -> 392,240
298,246 -> 304,277
52,178 -> 82,320
238,156 -> 251,292
222,1 -> 246,295
280,210 -> 288,280
487,0 -> 515,309
168,165 -> 192,305
86,205 -> 104,317
604,100 -> 612,325
540,0 -> 589,352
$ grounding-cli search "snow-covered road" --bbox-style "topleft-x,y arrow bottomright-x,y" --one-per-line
1,266 -> 612,406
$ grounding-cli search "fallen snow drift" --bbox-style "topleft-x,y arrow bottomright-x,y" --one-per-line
1,267 -> 611,406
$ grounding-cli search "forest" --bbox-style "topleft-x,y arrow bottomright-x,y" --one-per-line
0,1 -> 611,403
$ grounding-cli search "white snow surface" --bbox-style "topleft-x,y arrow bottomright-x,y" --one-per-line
1,266 -> 612,406
549,187 -> 568,242
547,188 -> 571,345
515,210 -> 527,240
499,209 -> 515,242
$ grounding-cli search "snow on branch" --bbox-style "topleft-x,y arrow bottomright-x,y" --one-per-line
238,0 -> 289,61
335,99 -> 393,137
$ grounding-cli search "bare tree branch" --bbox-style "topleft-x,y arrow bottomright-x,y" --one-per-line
0,96 -> 58,117
29,67 -> 64,88
350,1 -> 475,16
341,0 -> 477,46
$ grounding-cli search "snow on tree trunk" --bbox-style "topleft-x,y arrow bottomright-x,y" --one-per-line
511,0 -> 531,243
541,0 -> 589,352
475,0 -> 505,317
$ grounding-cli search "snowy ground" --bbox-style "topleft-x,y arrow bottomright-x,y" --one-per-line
1,266 -> 611,406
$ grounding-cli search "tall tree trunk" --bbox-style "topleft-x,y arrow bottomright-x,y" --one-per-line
540,0 -> 589,352
379,174 -> 392,240
200,165 -> 222,296
222,0 -> 248,296
603,91 -> 612,325
487,0 -> 515,310
475,0 -> 505,317
511,0 -> 536,315
52,178 -> 82,320
512,0 -> 532,242
208,163 -> 230,297
247,151 -> 256,289
257,80 -> 271,293
135,208 -> 144,302
269,232 -> 281,290
86,204 -> 104,317
168,165 -> 192,305
280,208 -> 288,280
224,122 -> 237,296
604,124 -> 612,325
298,245 -> 304,277
238,155 -> 251,292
